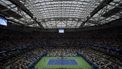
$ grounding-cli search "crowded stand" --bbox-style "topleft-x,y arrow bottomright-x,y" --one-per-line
0,26 -> 122,69
2,47 -> 121,69
9,48 -> 46,69
47,48 -> 78,57
79,48 -> 122,69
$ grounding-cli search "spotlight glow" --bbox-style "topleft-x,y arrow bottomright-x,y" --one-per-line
0,17 -> 7,26
59,29 -> 64,33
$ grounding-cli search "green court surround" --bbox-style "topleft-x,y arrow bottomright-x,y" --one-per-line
35,57 -> 92,69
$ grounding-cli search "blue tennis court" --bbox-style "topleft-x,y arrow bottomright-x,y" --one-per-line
48,59 -> 78,65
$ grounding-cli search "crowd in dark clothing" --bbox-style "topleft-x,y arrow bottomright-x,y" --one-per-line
10,48 -> 45,69
0,44 -> 121,69
79,48 -> 122,69
0,29 -> 122,69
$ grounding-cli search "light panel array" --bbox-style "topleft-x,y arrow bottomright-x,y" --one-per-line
25,0 -> 101,28
0,0 -> 121,29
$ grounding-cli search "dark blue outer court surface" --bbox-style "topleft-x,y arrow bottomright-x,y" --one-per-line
48,59 -> 78,65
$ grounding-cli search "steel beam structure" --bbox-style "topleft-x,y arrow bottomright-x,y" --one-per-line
0,4 -> 22,19
8,0 -> 44,28
102,3 -> 122,17
79,0 -> 113,28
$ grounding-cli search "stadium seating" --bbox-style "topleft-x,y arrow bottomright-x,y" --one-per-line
0,0 -> 122,68
0,29 -> 122,69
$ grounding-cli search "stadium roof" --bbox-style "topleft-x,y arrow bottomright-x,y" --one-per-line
0,0 -> 121,30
